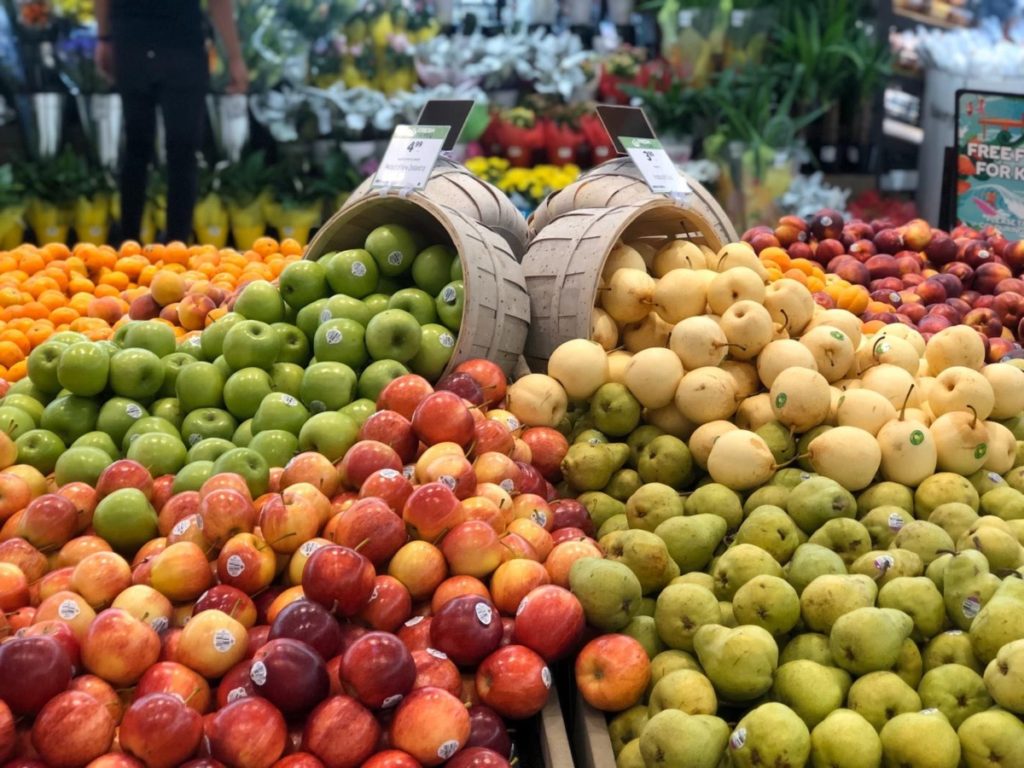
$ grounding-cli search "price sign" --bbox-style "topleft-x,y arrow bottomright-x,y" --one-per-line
372,125 -> 450,190
621,137 -> 690,196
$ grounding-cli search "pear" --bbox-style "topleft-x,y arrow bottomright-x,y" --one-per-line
562,442 -> 628,491
578,489 -> 629,527
590,307 -> 619,350
601,268 -> 656,324
969,576 -> 1024,664
983,638 -> 1024,713
892,520 -> 956,565
773,660 -> 850,729
928,501 -> 980,542
956,710 -> 1024,768
785,544 -> 847,595
694,624 -> 778,702
622,312 -> 674,353
705,430 -> 776,492
881,710 -> 961,768
647,669 -> 717,716
846,671 -> 922,731
806,308 -> 863,348
719,300 -> 773,361
652,268 -> 708,323
918,664 -> 992,729
602,243 -> 647,281
617,739 -> 644,768
933,411 -> 991,475
764,278 -> 815,335
1007,465 -> 1024,494
925,324 -> 986,373
861,364 -> 919,410
674,367 -> 739,424
829,606 -> 914,675
712,242 -> 766,276
652,240 -> 706,276
916,472 -> 981,517
800,574 -> 878,633
672,572 -> 716,591
647,650 -> 700,697
727,703 -> 810,768
774,467 -> 817,488
623,615 -> 665,659
639,710 -> 730,768
743,485 -> 792,515
928,366 -> 995,420
623,348 -> 683,410
732,575 -> 801,636
983,421 -> 1017,475
801,325 -> 856,382
836,388 -> 897,436
942,549 -> 1001,631
859,481 -> 915,517
636,597 -> 657,618
734,505 -> 802,564
669,316 -> 728,370
568,557 -> 642,631
982,362 -> 1024,419
638,435 -> 693,489
734,393 -> 778,431
754,421 -> 798,465
719,600 -> 737,628
653,583 -> 722,652
598,514 -> 629,538
957,524 -> 1023,571
850,548 -> 923,585
980,485 -> 1024,521
923,630 -> 982,673
655,514 -> 727,572
687,420 -> 738,470
591,384 -> 642,438
607,350 -> 633,385
892,636 -> 924,688
601,529 -> 678,594
787,476 -> 857,535
710,543 -> 784,600
547,339 -> 609,401
780,632 -> 834,666
878,577 -> 946,641
877,417 -> 938,486
606,469 -> 642,502
722,359 -> 760,400
608,706 -> 649,757
858,334 -> 920,376
706,267 -> 765,314
810,709 -> 882,768
770,367 -> 832,433
625,483 -> 682,532
757,339 -> 818,389
807,518 -> 872,566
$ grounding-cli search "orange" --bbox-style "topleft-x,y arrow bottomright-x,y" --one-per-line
119,240 -> 143,258
7,360 -> 27,381
0,341 -> 24,368
49,307 -> 78,326
279,238 -> 303,257
251,237 -> 279,258
42,243 -> 71,261
163,241 -> 190,266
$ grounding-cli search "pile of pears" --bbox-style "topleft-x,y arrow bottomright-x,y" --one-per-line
509,238 -> 1024,768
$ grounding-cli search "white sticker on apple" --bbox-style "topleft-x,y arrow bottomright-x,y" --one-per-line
437,740 -> 460,760
282,395 -> 298,407
380,469 -> 400,479
388,251 -> 404,266
426,647 -> 447,660
195,514 -> 204,529
532,511 -> 547,528
517,597 -> 529,616
500,479 -> 515,493
351,261 -> 367,277
226,555 -> 245,578
370,586 -> 379,601
300,540 -> 323,557
541,667 -> 552,689
475,602 -> 493,626
188,433 -> 202,446
404,616 -> 424,628
226,687 -> 248,703
126,403 -> 143,418
382,694 -> 403,709
320,309 -> 332,323
213,629 -> 236,653
440,333 -> 455,348
441,286 -> 457,304
172,519 -> 190,537
250,660 -> 268,686
58,599 -> 80,620
439,475 -> 456,490
507,417 -> 520,431
325,329 -> 342,345
151,616 -> 169,634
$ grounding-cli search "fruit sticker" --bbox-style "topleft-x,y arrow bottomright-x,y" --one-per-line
388,252 -> 404,267
426,648 -> 447,660
441,286 -> 457,305
351,261 -> 367,277
299,540 -> 323,557
775,393 -> 788,409
325,329 -> 342,345
975,444 -> 988,459
225,555 -> 245,578
440,333 -> 455,348
888,513 -> 906,533
910,430 -> 925,446
320,309 -> 332,324
58,599 -> 80,620
126,403 -> 143,419
213,629 -> 236,653
437,740 -> 460,760
962,595 -> 982,619
250,661 -> 268,686
382,694 -> 403,709
830,331 -> 845,341
541,667 -> 552,689
729,728 -> 747,750
475,602 -> 493,626
226,687 -> 247,703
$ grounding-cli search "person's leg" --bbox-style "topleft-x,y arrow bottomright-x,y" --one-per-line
115,49 -> 157,243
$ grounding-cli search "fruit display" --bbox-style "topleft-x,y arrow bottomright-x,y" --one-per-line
503,224 -> 1024,766
744,210 -> 1024,358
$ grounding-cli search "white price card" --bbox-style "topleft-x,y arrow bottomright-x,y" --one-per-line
621,137 -> 690,197
372,125 -> 450,190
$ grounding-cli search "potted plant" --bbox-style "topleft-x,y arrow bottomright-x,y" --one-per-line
625,79 -> 702,164
18,147 -> 78,243
219,151 -> 272,250
193,157 -> 230,248
70,154 -> 115,244
0,164 -> 27,248
264,158 -> 323,246
141,165 -> 166,245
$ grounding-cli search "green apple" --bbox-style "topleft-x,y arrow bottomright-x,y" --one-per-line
6,379 -> 52,403
365,309 -> 421,363
270,363 -> 304,398
314,318 -> 368,369
96,397 -> 148,446
149,398 -> 182,429
187,437 -> 236,463
176,334 -> 204,359
279,260 -> 329,309
358,360 -> 409,401
412,244 -> 457,296
72,431 -> 120,460
0,406 -> 36,439
122,417 -> 181,453
200,312 -> 244,360
248,429 -> 299,468
388,288 -> 438,325
297,298 -> 329,342
233,279 -> 285,324
364,223 -> 418,277
222,320 -> 282,372
111,321 -> 134,347
123,321 -> 176,358
377,277 -> 404,295
252,392 -> 310,435
27,341 -> 67,395
95,340 -> 119,358
364,293 -> 390,319
435,281 -> 464,331
50,331 -> 86,345
324,248 -> 380,298
14,429 -> 66,474
109,348 -> 164,402
223,367 -> 274,420
233,419 -> 254,447
175,361 -> 225,412
300,362 -> 357,414
41,394 -> 100,445
92,488 -> 158,555
450,257 -> 463,282
126,432 -> 187,476
158,353 -> 195,398
298,411 -> 359,462
181,408 -> 238,447
212,447 -> 269,497
213,355 -> 232,380
172,460 -> 215,494
270,323 -> 310,366
322,294 -> 372,328
340,398 -> 377,428
54,446 -> 111,487
56,342 -> 109,397
2,394 -> 44,423
410,323 -> 456,380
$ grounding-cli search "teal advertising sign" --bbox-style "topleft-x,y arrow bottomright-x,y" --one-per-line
955,90 -> 1024,239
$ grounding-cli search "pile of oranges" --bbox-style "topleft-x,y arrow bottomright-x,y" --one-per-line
0,237 -> 305,382
759,247 -> 872,321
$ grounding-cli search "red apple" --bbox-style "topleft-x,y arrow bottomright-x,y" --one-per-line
157,491 -> 201,537
326,497 -> 407,568
361,750 -> 420,768
302,696 -> 380,768
475,644 -> 550,719
377,375 -> 434,420
466,705 -> 512,757
437,372 -> 485,406
302,545 -> 375,617
358,411 -> 419,464
81,608 -> 160,686
31,691 -> 114,767
250,638 -> 329,715
120,693 -> 203,768
454,360 -> 507,407
397,615 -> 433,653
0,635 -> 72,715
341,631 -> 416,710
200,473 -> 252,501
421,453 -> 477,499
199,488 -> 256,548
356,575 -> 413,633
788,241 -> 814,261
402,482 -> 461,541
358,469 -> 414,513
206,697 -> 287,768
338,441 -> 403,491
446,747 -> 512,768
135,661 -> 212,714
151,474 -> 175,512
268,599 -> 341,661
0,700 -> 14,763
95,460 -> 154,500
429,595 -> 502,667
194,585 -> 257,628
411,391 -> 475,449
280,453 -> 341,498
16,494 -> 78,551
0,537 -> 48,583
410,648 -> 461,697
441,521 -> 504,579
512,585 -> 585,662
471,420 -> 514,459
55,481 -> 97,533
215,660 -> 257,709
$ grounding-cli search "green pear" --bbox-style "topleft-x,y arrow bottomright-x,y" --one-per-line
734,505 -> 802,564
626,424 -> 664,467
918,664 -> 992,729
601,529 -> 679,594
846,671 -> 922,731
710,543 -> 784,600
727,703 -> 810,768
718,600 -> 736,628
639,710 -> 730,768
756,420 -> 797,464
892,636 -> 924,688
648,649 -> 701,693
915,472 -> 981,517
636,597 -> 657,617
568,557 -> 642,631
780,633 -> 834,666
591,383 -> 642,437
807,518 -> 872,566
968,468 -> 1006,496
860,504 -> 914,549
983,637 -> 1024,713
980,485 -> 1024,521
671,572 -> 715,591
773,467 -> 816,488
598,514 -> 629,538
829,607 -> 914,675
638,435 -> 693,489
654,583 -> 721,652
927,501 -> 980,542
647,669 -> 717,716
926,552 -> 952,589
923,630 -> 983,673
880,710 -> 961,768
785,544 -> 847,595
742,484 -> 791,515
578,491 -> 626,529
608,706 -> 648,757
1006,465 -> 1024,493
850,548 -> 923,585
606,468 -> 642,502
788,477 -> 857,535
693,624 -> 778,702
683,483 -> 743,530
731,575 -> 800,636
625,483 -> 682,532
810,709 -> 882,768
956,710 -> 1024,768
942,549 -> 1002,631
772,660 -> 850,729
562,442 -> 626,491
878,576 -> 946,641
575,429 -> 609,445
800,574 -> 878,633
617,738 -> 644,768
892,519 -> 956,565
858,481 -> 914,517
969,576 -> 1024,663
957,524 -> 1023,571
655,514 -> 727,573
623,615 -> 665,659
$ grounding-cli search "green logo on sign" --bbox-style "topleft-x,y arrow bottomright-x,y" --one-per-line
910,430 -> 924,446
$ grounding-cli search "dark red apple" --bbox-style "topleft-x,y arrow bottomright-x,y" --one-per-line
120,693 -> 203,768
548,499 -> 594,536
193,585 -> 257,627
0,635 -> 72,715
268,599 -> 342,661
302,545 -> 375,617
515,462 -> 547,498
250,638 -> 329,715
446,748 -> 512,768
206,698 -> 287,767
0,700 -> 13,763
430,596 -> 503,667
453,359 -> 508,407
466,705 -> 512,757
436,373 -> 485,406
341,631 -> 417,710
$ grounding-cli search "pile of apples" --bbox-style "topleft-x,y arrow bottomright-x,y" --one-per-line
0,354 -> 602,768
743,210 -> 1024,357
501,236 -> 1024,767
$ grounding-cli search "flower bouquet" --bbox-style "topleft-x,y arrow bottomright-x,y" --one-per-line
482,107 -> 545,167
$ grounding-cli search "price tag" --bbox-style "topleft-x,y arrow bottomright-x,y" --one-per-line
621,137 -> 690,197
372,125 -> 450,191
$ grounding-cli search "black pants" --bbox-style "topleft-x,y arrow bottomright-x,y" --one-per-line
114,41 -> 207,243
